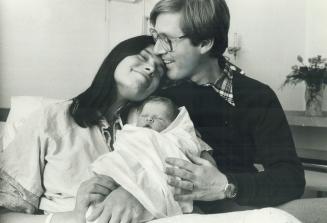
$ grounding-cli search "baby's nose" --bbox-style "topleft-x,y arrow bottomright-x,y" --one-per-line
146,116 -> 154,123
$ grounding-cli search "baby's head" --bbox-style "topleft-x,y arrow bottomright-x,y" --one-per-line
136,96 -> 179,132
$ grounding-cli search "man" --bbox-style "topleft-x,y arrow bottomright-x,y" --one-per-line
150,0 -> 305,212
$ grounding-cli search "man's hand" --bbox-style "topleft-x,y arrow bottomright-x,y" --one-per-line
87,187 -> 145,223
165,151 -> 228,202
74,175 -> 117,222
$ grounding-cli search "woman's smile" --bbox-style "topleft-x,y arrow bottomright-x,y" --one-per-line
131,68 -> 151,84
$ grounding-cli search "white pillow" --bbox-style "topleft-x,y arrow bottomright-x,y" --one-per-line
2,96 -> 63,150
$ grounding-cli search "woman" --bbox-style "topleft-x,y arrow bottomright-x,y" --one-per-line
0,35 -> 165,223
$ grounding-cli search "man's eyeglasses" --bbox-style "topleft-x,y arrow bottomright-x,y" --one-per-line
149,28 -> 187,52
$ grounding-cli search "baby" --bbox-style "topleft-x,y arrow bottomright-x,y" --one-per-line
87,96 -> 212,222
136,96 -> 179,132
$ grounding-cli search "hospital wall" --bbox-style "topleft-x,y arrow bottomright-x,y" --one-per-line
0,0 -> 327,111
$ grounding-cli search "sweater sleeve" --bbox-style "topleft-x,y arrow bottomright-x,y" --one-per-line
228,86 -> 305,207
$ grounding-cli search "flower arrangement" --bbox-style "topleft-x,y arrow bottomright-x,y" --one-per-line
282,55 -> 327,90
282,55 -> 327,116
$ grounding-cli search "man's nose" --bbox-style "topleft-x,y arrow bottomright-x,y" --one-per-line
153,41 -> 167,55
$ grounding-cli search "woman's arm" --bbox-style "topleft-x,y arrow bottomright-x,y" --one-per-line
75,175 -> 117,221
0,175 -> 117,223
86,186 -> 146,223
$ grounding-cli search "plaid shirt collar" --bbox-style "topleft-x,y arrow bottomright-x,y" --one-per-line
201,61 -> 245,107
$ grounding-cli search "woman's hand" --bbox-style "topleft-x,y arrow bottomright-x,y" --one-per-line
87,186 -> 145,223
165,151 -> 228,202
74,175 -> 117,222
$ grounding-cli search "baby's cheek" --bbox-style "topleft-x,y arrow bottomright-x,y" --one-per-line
136,118 -> 146,127
153,122 -> 166,132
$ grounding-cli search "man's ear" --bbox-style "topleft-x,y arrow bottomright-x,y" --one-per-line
199,38 -> 214,54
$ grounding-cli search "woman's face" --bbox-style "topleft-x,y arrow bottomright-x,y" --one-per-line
114,45 -> 165,101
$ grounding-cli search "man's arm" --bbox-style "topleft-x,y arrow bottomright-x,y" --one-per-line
165,151 -> 228,201
228,86 -> 305,206
164,86 -> 305,207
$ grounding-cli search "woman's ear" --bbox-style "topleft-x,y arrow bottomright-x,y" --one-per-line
199,38 -> 214,54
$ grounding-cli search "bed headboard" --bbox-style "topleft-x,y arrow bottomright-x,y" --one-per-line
0,108 -> 10,122
0,108 -> 9,151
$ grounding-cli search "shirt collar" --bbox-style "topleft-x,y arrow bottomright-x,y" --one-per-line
98,116 -> 123,151
201,61 -> 245,107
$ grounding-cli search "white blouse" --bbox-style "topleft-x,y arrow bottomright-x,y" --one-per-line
0,101 -> 114,213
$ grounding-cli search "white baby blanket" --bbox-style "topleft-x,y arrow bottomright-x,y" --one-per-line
89,107 -> 202,222
147,208 -> 302,223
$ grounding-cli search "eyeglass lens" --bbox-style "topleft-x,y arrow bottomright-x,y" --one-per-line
151,29 -> 172,52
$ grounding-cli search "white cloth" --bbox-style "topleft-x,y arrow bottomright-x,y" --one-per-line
89,107 -> 205,222
0,101 -> 110,213
147,208 -> 302,223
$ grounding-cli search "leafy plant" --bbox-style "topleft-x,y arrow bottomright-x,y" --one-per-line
282,55 -> 327,91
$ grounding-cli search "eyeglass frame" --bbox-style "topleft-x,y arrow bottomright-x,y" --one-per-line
149,28 -> 188,52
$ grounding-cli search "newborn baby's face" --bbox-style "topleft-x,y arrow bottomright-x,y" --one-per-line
136,101 -> 173,132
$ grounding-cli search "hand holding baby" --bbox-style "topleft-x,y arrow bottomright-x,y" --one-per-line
165,152 -> 228,202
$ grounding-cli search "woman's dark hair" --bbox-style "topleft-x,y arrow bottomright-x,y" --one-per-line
69,35 -> 154,127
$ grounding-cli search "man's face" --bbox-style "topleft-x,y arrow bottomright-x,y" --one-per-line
153,12 -> 202,81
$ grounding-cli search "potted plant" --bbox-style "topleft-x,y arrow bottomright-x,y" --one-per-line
282,55 -> 327,116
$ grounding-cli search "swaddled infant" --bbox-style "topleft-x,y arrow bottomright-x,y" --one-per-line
86,96 -> 212,222
136,96 -> 179,132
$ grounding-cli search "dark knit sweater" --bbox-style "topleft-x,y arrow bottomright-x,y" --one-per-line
158,71 -> 305,207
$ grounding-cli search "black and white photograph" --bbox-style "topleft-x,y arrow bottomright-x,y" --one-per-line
0,0 -> 327,222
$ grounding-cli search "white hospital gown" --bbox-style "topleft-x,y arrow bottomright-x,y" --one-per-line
0,101 -> 111,213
